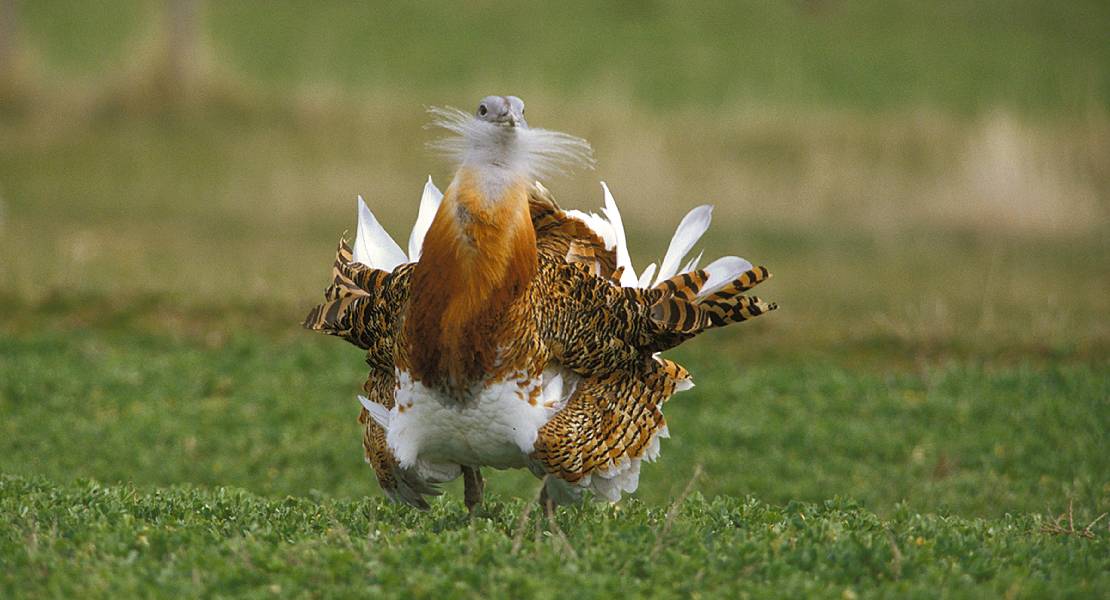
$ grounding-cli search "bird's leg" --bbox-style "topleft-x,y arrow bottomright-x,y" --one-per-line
538,481 -> 551,507
462,466 -> 484,515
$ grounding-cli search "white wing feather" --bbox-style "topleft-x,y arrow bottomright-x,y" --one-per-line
654,205 -> 713,285
567,187 -> 743,296
564,209 -> 617,251
353,196 -> 408,272
681,249 -> 705,274
407,177 -> 443,262
358,395 -> 392,430
637,263 -> 657,288
600,182 -> 639,287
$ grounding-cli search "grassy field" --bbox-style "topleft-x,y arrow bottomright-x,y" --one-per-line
2,323 -> 1107,515
3,475 -> 1107,598
1,1 -> 1108,597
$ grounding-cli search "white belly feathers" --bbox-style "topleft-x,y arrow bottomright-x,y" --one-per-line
360,369 -> 564,472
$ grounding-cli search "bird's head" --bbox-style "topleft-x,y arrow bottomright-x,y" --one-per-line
429,95 -> 592,183
475,95 -> 527,129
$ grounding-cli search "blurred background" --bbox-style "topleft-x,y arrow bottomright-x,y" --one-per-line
0,1 -> 1106,515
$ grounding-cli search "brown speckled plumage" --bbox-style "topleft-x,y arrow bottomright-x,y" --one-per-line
304,184 -> 775,507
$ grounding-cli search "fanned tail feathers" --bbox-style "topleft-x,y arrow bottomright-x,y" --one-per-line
697,265 -> 777,326
647,265 -> 776,343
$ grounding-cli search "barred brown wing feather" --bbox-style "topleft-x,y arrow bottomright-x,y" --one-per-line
531,358 -> 689,484
652,269 -> 710,300
703,265 -> 773,300
534,254 -> 777,366
529,185 -> 618,277
302,238 -> 411,360
650,295 -> 710,334
648,266 -> 777,352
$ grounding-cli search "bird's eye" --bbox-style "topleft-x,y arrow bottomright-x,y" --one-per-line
478,104 -> 488,116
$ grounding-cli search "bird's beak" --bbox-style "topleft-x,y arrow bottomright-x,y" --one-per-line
492,110 -> 524,128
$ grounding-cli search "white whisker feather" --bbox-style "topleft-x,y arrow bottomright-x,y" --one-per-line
427,106 -> 594,181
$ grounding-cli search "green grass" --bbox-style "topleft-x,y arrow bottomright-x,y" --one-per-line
2,475 -> 1107,598
0,327 -> 1106,518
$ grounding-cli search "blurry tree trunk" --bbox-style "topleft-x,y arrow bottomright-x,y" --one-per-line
0,0 -> 17,77
163,0 -> 200,96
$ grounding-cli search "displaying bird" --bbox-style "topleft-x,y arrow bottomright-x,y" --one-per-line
304,95 -> 776,511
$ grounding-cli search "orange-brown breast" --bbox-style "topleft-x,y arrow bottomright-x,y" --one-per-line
404,169 -> 539,391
